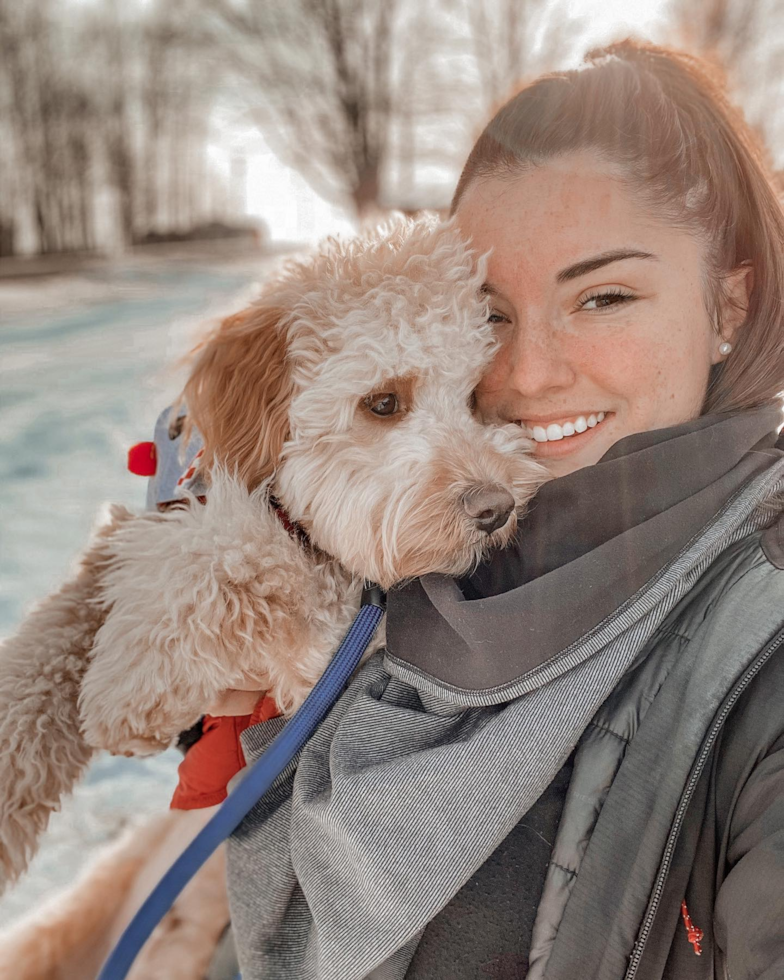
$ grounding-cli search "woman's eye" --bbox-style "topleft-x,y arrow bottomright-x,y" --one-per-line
365,393 -> 399,417
488,311 -> 510,325
577,289 -> 635,311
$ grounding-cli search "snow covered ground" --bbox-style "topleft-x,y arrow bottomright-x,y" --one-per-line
0,246 -> 284,926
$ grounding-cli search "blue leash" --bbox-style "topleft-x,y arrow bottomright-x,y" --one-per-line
97,585 -> 386,980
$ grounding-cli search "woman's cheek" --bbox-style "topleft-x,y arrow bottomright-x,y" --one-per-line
579,330 -> 660,415
478,345 -> 513,396
609,332 -> 706,427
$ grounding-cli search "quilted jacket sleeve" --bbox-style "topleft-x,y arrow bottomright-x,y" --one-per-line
714,731 -> 784,980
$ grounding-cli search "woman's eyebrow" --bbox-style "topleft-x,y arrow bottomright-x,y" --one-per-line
480,283 -> 507,299
556,249 -> 658,283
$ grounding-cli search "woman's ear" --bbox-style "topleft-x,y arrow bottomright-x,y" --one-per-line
183,304 -> 291,490
714,262 -> 754,361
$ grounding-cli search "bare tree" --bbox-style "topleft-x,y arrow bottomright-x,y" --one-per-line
464,0 -> 581,113
0,0 -> 98,253
92,3 -> 138,246
204,0 -> 406,216
0,1 -> 27,256
97,0 -> 221,241
672,0 -> 763,65
0,0 -> 231,256
669,0 -> 784,159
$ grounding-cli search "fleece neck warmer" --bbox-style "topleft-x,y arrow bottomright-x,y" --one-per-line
229,406 -> 784,980
384,406 -> 783,697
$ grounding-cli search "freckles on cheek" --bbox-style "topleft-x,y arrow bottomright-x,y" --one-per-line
592,336 -> 661,407
478,348 -> 510,393
611,337 -> 702,423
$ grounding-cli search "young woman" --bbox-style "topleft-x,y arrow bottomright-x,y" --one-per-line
222,41 -> 784,980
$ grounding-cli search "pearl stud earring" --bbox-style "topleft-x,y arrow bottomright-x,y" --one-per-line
719,341 -> 733,356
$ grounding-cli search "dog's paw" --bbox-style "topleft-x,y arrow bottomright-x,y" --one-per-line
107,737 -> 171,758
80,714 -> 178,757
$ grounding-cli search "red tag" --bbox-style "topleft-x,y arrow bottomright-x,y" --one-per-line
680,900 -> 703,956
127,441 -> 157,477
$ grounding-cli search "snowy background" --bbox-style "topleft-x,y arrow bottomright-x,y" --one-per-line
0,244 -> 279,926
2,0 -> 781,945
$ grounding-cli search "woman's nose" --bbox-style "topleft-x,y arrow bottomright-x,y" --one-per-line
506,325 -> 576,398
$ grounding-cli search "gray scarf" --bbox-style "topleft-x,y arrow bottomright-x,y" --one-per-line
385,408 -> 782,696
227,407 -> 784,980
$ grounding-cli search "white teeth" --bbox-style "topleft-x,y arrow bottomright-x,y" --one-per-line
520,412 -> 608,442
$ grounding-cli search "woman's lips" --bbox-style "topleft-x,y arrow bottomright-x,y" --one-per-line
515,412 -> 613,458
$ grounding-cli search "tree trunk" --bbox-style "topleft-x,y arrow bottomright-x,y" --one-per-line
351,165 -> 380,217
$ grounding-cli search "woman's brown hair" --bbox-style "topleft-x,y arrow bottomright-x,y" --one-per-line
452,39 -> 784,414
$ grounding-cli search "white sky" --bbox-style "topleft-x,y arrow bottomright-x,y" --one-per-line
212,0 -> 670,243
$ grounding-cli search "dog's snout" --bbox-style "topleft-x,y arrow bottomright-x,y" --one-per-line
462,485 -> 515,534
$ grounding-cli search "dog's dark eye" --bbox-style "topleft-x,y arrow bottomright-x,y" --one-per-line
366,393 -> 398,417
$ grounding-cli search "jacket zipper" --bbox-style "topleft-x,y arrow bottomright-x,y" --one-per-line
623,627 -> 784,980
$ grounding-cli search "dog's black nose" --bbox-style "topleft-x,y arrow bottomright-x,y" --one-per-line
462,485 -> 515,534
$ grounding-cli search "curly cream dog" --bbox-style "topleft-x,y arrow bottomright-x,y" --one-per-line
75,217 -> 544,756
0,216 -> 544,974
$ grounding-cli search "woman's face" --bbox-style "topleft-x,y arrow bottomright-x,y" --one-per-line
456,153 -> 741,477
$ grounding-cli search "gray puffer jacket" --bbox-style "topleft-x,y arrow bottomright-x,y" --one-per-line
225,505 -> 784,980
528,514 -> 784,980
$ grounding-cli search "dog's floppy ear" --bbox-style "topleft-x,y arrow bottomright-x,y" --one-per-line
183,304 -> 291,490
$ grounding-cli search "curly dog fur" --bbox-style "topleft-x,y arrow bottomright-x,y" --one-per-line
0,505 -> 134,886
0,215 -> 546,976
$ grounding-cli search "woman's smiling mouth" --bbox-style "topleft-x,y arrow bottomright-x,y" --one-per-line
513,412 -> 612,457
